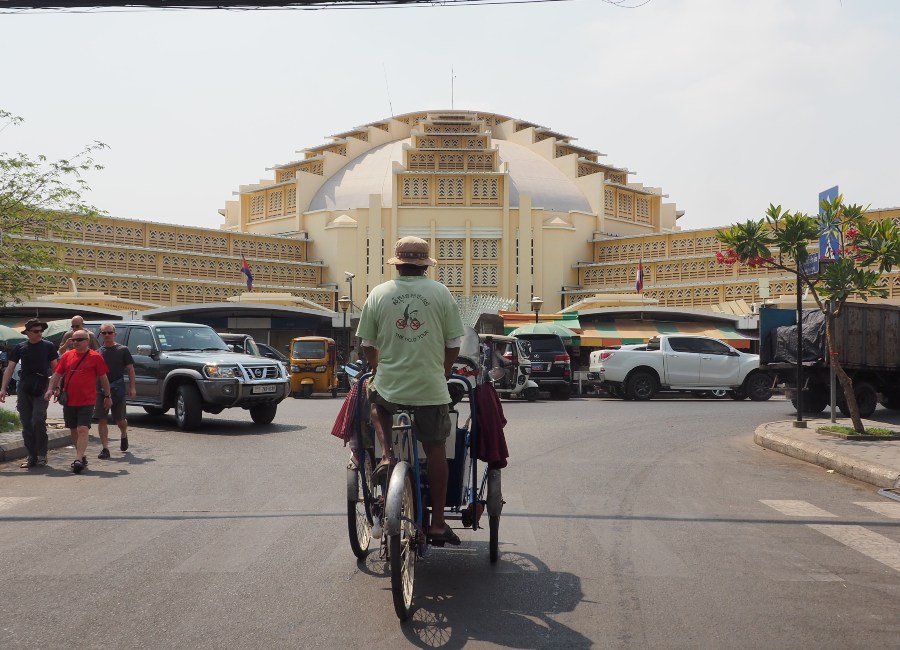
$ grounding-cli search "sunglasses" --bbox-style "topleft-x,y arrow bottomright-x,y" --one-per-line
100,331 -> 116,335
70,337 -> 88,342
28,329 -> 44,334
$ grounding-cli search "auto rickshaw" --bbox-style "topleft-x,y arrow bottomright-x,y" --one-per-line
289,336 -> 339,398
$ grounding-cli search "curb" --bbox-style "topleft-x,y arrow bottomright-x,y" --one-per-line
0,427 -> 73,463
755,422 -> 900,489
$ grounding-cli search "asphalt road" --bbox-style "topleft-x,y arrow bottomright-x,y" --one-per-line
1,393 -> 899,649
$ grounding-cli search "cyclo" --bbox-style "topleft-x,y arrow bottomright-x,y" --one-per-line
346,330 -> 503,621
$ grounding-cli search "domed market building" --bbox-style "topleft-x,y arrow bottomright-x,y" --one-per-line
5,109 -> 900,357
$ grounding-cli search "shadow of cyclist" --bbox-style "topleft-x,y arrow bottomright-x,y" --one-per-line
400,549 -> 590,649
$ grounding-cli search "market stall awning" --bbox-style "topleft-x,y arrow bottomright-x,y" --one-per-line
508,321 -> 581,346
580,320 -> 755,349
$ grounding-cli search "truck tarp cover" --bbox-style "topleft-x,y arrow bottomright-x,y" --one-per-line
770,309 -> 827,364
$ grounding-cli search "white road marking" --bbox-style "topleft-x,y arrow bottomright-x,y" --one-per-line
808,525 -> 900,573
0,497 -> 40,511
760,500 -> 838,518
854,501 -> 900,519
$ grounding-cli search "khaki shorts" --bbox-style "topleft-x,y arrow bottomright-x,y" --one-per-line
366,384 -> 451,446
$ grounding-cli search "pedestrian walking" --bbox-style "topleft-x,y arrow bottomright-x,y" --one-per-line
45,329 -> 112,474
58,315 -> 100,352
0,319 -> 59,469
94,324 -> 136,459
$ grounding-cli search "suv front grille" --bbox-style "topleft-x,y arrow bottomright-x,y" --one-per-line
240,364 -> 281,381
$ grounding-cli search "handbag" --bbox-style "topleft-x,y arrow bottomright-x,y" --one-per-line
58,352 -> 89,407
109,377 -> 126,402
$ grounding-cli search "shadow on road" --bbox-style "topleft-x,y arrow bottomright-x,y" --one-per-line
126,414 -> 302,436
401,549 -> 589,649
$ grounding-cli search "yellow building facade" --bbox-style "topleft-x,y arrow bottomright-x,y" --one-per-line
220,110 -> 682,313
7,108 -> 900,336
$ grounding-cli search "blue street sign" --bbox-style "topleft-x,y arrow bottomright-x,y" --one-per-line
819,185 -> 840,259
800,252 -> 820,276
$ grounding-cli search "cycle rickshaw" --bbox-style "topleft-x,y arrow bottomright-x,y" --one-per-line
345,330 -> 503,620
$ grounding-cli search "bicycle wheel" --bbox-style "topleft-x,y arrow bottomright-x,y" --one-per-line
387,462 -> 416,621
347,465 -> 371,559
489,515 -> 500,564
487,469 -> 503,564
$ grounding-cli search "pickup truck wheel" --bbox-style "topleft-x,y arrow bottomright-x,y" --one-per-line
143,406 -> 168,416
174,384 -> 203,430
626,371 -> 657,401
744,373 -> 772,402
250,403 -> 277,425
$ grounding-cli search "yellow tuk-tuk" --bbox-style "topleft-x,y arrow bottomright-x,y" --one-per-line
290,336 -> 339,398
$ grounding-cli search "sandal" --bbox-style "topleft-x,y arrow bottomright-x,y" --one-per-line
427,525 -> 461,546
72,460 -> 84,474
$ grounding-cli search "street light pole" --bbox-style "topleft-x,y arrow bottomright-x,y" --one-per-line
338,295 -> 351,366
795,260 -> 805,427
530,295 -> 543,324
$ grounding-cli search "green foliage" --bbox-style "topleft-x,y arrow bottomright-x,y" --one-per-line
819,425 -> 897,437
0,109 -> 107,305
716,194 -> 897,313
0,406 -> 20,433
717,194 -> 900,433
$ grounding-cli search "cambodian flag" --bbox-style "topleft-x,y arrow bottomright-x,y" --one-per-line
635,258 -> 644,293
240,254 -> 254,292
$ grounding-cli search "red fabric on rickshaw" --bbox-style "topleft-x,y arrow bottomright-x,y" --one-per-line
331,379 -> 360,445
474,383 -> 509,470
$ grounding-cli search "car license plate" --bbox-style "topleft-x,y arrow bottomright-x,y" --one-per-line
531,363 -> 546,372
251,385 -> 277,394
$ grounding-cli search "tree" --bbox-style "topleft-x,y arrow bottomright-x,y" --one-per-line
0,109 -> 107,305
716,196 -> 900,433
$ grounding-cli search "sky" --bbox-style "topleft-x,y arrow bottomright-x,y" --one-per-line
2,0 -> 899,233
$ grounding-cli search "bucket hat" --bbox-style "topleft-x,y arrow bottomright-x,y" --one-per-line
21,318 -> 49,334
387,236 -> 436,267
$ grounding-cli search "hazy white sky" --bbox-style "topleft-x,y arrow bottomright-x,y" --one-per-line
2,0 -> 898,232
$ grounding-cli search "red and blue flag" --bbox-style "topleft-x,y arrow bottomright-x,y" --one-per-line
240,254 -> 254,291
635,258 -> 644,293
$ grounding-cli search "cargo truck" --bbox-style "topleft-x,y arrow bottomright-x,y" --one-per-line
759,303 -> 900,417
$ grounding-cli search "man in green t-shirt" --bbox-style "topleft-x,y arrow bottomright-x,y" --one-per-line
356,236 -> 465,545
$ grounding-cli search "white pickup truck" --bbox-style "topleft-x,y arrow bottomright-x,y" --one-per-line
589,335 -> 772,401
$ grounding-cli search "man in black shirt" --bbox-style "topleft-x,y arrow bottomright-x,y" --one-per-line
94,323 -> 137,459
0,319 -> 59,468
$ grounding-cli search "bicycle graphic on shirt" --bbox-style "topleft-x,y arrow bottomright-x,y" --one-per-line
395,304 -> 422,331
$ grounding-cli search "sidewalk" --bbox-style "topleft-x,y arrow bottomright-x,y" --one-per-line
755,418 -> 900,490
0,419 -> 73,463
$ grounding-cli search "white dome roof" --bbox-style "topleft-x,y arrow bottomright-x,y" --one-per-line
308,138 -> 592,213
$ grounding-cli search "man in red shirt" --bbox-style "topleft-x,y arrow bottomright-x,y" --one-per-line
45,329 -> 112,474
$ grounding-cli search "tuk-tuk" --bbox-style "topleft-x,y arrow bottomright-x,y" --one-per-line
480,333 -> 539,401
453,327 -> 539,401
289,336 -> 339,398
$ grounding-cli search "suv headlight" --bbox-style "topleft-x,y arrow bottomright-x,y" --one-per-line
204,364 -> 239,379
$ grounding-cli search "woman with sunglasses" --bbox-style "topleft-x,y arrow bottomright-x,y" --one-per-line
45,329 -> 112,474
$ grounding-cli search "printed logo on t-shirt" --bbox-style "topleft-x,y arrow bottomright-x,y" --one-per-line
393,296 -> 431,342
